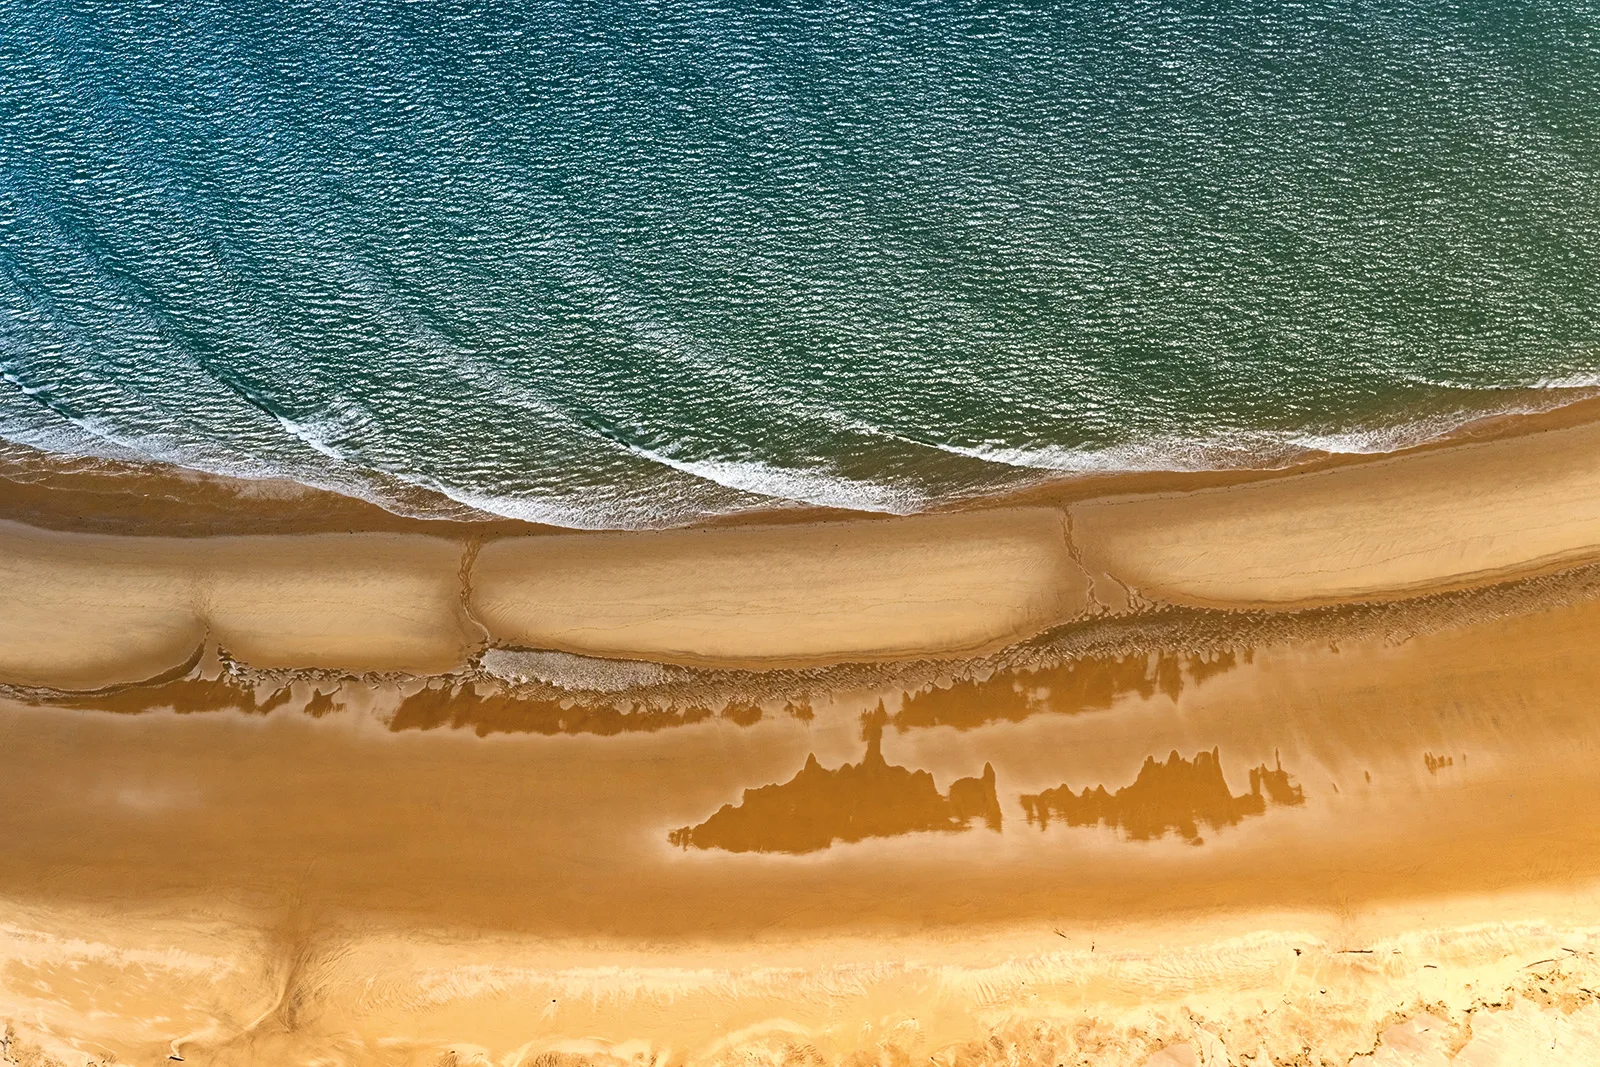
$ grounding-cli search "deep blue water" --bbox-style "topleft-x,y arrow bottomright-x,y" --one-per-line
4,0 -> 1600,527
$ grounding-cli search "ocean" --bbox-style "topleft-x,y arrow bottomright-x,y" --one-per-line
3,0 -> 1600,528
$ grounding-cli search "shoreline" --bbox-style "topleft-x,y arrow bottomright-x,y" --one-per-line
7,388 -> 1600,541
7,401 -> 1600,688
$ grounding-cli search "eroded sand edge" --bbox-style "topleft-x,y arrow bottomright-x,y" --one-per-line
7,418 -> 1600,689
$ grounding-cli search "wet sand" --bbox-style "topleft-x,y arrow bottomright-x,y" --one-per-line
9,411 -> 1600,1063
9,581 -> 1600,1062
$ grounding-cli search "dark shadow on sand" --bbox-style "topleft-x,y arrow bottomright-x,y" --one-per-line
892,650 -> 1242,733
1021,748 -> 1303,844
670,708 -> 1001,854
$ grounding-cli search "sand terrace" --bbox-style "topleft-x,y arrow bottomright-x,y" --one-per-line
7,415 -> 1600,689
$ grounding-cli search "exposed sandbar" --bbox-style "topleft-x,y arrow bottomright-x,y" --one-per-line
0,521 -> 477,689
1072,417 -> 1600,609
470,507 -> 1085,667
0,508 -> 1086,688
7,413 -> 1600,688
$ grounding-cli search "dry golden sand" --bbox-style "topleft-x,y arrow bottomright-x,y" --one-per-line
9,414 -> 1600,1063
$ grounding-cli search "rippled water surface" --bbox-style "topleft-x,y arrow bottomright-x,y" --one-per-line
3,0 -> 1600,526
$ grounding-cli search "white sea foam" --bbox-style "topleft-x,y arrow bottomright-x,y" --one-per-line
448,338 -> 930,515
0,398 -> 295,485
403,473 -> 711,530
271,413 -> 359,465
1285,422 -> 1475,456
910,389 -> 1596,476
1529,372 -> 1600,389
479,648 -> 671,692
0,409 -> 153,466
435,350 -> 923,516
254,404 -> 660,527
0,390 -> 485,522
6,362 -> 1599,533
618,441 -> 925,514
918,433 -> 1305,474
1397,369 -> 1600,393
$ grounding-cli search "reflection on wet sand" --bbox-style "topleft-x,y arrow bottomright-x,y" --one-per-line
893,650 -> 1241,732
1021,748 -> 1304,844
670,708 -> 1001,853
15,646 -> 1242,746
19,666 -> 780,738
22,671 -> 295,716
390,683 -> 749,736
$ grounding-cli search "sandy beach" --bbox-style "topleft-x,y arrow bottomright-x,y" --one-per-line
9,409 -> 1600,1064
13,1 -> 1600,1059
10,561 -> 1600,1063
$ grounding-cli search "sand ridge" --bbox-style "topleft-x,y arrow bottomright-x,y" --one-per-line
1071,417 -> 1600,609
0,521 -> 479,689
6,414 -> 1600,690
0,507 -> 1090,689
470,506 -> 1087,667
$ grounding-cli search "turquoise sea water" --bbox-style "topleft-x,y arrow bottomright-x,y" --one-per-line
3,0 -> 1600,527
